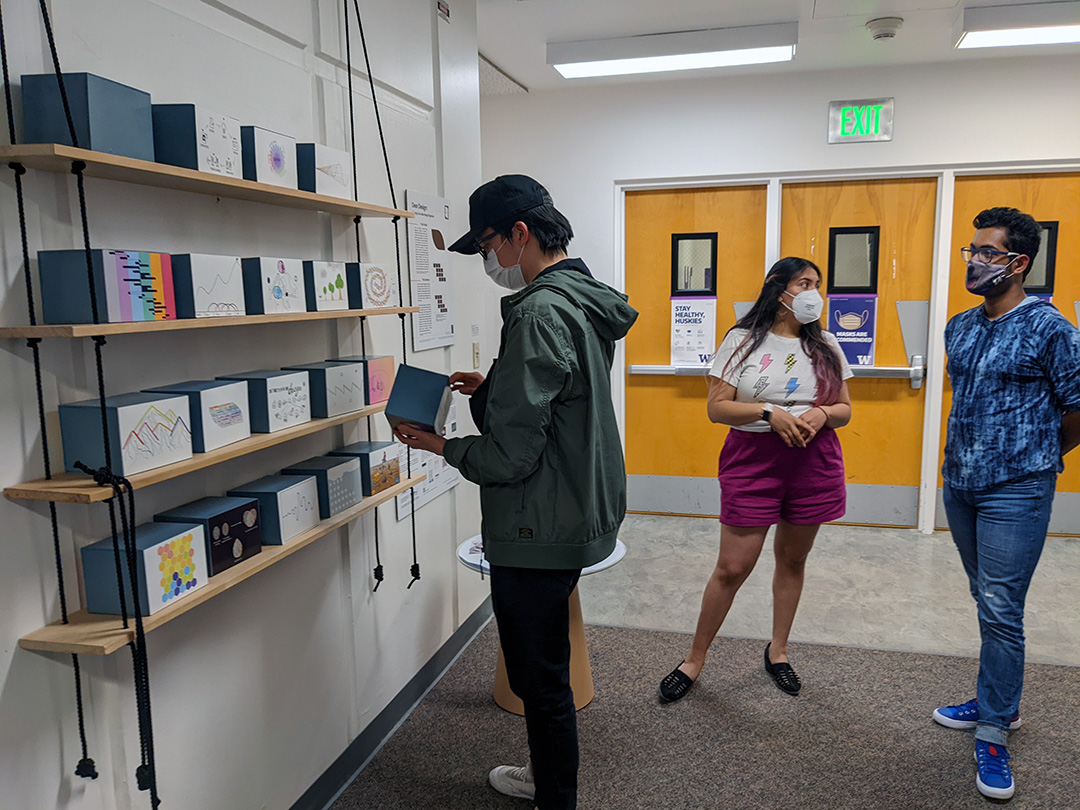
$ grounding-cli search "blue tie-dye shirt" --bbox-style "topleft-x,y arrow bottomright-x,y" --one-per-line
944,298 -> 1080,490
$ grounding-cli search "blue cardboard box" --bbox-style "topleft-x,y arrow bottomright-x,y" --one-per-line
227,474 -> 320,545
296,142 -> 353,199
385,364 -> 452,434
303,261 -> 353,312
241,257 -> 305,315
241,125 -> 298,188
281,456 -> 362,519
171,254 -> 245,318
156,496 -> 262,576
280,361 -> 365,418
334,355 -> 395,405
22,72 -> 154,160
81,521 -> 208,615
38,249 -> 177,325
142,380 -> 250,453
216,370 -> 310,433
329,441 -> 402,496
59,392 -> 192,476
152,104 -> 241,177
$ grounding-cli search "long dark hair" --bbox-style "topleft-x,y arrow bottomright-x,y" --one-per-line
720,257 -> 843,406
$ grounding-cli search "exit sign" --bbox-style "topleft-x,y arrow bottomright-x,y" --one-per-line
828,98 -> 894,143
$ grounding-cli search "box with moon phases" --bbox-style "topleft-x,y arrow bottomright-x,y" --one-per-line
155,496 -> 262,577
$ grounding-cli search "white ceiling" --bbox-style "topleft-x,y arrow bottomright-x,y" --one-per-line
476,0 -> 1080,92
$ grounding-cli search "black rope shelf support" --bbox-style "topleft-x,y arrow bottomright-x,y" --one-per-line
0,0 -> 96,781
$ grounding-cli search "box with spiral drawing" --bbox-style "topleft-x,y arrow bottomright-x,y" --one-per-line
240,125 -> 298,189
142,380 -> 250,453
152,104 -> 242,177
81,521 -> 208,616
296,143 -> 353,200
22,72 -> 155,160
328,441 -> 402,496
215,370 -> 310,434
155,496 -> 262,577
384,364 -> 452,435
241,257 -> 305,315
346,262 -> 399,310
334,355 -> 396,405
38,249 -> 177,325
280,361 -> 365,418
281,456 -> 362,520
302,261 -> 352,312
227,474 -> 320,545
171,254 -> 246,318
58,392 -> 192,476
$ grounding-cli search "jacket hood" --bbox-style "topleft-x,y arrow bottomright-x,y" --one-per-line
503,258 -> 638,341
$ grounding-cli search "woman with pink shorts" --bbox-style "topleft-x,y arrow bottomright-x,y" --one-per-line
659,257 -> 853,702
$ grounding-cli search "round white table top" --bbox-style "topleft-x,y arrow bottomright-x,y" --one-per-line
456,535 -> 626,576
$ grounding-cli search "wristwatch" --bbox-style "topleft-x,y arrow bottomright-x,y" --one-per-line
760,403 -> 774,422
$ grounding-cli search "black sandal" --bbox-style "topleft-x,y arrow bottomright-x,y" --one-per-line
659,661 -> 696,703
764,643 -> 801,696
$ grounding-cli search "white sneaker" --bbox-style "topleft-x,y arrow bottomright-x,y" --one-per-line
488,763 -> 535,800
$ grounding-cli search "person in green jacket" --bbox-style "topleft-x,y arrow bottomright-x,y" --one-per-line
393,175 -> 637,810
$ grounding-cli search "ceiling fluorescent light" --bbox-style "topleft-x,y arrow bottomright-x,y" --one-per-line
956,1 -> 1080,49
548,23 -> 797,79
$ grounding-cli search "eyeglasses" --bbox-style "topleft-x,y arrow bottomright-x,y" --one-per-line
473,232 -> 503,258
961,246 -> 1019,263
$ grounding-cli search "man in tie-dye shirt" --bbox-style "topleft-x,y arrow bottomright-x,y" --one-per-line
934,207 -> 1080,801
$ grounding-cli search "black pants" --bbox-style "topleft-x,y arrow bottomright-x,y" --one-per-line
489,564 -> 582,810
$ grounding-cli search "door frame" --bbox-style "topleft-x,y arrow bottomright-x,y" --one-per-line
613,159 -> 1080,533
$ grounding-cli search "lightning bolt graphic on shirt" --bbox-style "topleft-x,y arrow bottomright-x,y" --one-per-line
753,376 -> 769,397
785,377 -> 800,397
785,353 -> 797,373
759,354 -> 772,371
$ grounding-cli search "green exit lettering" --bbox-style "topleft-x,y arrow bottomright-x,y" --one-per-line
840,104 -> 884,137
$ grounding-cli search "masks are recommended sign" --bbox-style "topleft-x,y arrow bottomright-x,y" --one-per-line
671,297 -> 717,366
829,295 -> 877,366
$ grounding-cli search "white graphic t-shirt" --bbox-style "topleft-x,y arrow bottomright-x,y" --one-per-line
708,328 -> 853,433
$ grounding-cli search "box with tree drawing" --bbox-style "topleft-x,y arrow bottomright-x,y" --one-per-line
58,392 -> 192,476
171,254 -> 246,318
215,370 -> 310,433
81,521 -> 208,616
281,456 -> 362,519
142,380 -> 250,453
152,104 -> 242,177
303,261 -> 353,312
227,474 -> 320,545
38,249 -> 176,325
329,441 -> 402,496
155,496 -> 262,576
281,361 -> 366,418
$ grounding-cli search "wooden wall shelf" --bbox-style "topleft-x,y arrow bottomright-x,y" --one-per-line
0,143 -> 412,219
5,404 -> 389,504
18,474 -> 424,656
0,307 -> 418,340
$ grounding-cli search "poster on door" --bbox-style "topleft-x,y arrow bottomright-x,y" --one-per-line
406,190 -> 456,351
829,295 -> 877,366
670,297 -> 717,365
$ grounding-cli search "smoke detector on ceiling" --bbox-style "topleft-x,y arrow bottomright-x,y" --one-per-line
866,17 -> 904,41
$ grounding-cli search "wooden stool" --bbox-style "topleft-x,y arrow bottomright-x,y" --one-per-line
457,537 -> 626,716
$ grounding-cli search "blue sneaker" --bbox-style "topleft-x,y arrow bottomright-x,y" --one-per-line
933,698 -> 1021,730
975,740 -> 1015,799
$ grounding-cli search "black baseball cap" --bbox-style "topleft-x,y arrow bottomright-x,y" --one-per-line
449,174 -> 554,255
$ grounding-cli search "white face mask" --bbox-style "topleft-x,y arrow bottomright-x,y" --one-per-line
782,288 -> 824,324
482,236 -> 526,291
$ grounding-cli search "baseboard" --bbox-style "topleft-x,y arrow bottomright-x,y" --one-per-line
290,596 -> 494,810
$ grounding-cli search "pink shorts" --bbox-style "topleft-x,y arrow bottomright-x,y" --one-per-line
717,428 -> 846,527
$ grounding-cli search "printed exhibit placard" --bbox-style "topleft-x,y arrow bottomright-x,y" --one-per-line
829,294 -> 878,366
406,190 -> 456,352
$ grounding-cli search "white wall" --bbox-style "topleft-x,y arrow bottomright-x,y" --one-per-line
480,55 -> 1080,289
0,2 -> 489,809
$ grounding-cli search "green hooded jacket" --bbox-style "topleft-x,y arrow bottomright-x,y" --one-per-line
443,259 -> 638,569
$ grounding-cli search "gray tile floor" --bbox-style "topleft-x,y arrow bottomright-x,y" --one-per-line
579,515 -> 1080,667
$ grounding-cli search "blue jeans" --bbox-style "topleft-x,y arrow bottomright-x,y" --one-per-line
943,470 -> 1057,745
489,565 -> 582,810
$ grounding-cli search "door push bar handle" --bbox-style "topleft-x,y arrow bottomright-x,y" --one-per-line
627,355 -> 926,389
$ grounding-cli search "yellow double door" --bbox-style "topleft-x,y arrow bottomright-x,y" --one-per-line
625,174 -> 1080,529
